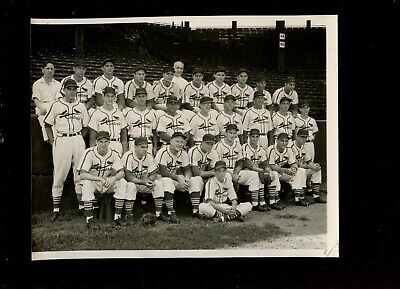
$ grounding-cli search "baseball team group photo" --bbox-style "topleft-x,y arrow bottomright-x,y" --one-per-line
30,16 -> 338,258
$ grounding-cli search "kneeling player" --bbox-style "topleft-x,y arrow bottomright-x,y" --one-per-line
78,131 -> 128,228
122,137 -> 164,221
199,160 -> 252,222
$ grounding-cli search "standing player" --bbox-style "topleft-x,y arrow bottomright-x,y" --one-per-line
230,68 -> 255,116
272,76 -> 299,115
93,59 -> 125,110
152,66 -> 181,115
122,137 -> 165,221
32,61 -> 62,142
43,79 -> 89,221
206,66 -> 232,114
271,96 -> 296,146
294,100 -> 319,162
155,132 -> 193,224
88,86 -> 128,156
188,97 -> 220,147
242,91 -> 274,150
254,75 -> 273,111
157,96 -> 191,145
172,61 -> 189,94
125,66 -> 155,109
266,132 -> 309,207
78,131 -> 127,228
199,160 -> 252,222
124,88 -> 158,155
60,59 -> 95,115
215,94 -> 244,144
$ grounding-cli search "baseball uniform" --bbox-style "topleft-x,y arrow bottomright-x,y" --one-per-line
172,75 -> 189,95
156,111 -> 191,144
254,88 -> 273,108
188,112 -> 220,145
215,111 -> 243,140
125,79 -> 155,103
182,82 -> 211,119
272,111 -> 296,144
60,75 -> 94,112
230,83 -> 254,112
93,75 -> 124,99
295,114 -> 319,161
242,107 -> 273,149
206,81 -> 232,112
272,87 -> 299,106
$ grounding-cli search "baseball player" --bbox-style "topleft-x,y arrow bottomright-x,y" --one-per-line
199,160 -> 252,222
154,132 -> 194,223
32,61 -> 62,142
124,88 -> 158,155
181,67 -> 211,121
93,59 -> 125,110
43,79 -> 89,221
254,75 -> 273,111
206,66 -> 232,114
125,66 -> 155,110
156,96 -> 191,145
266,132 -> 309,207
271,96 -> 296,146
78,131 -> 127,228
152,66 -> 182,114
88,86 -> 128,156
215,94 -> 244,144
122,137 -> 165,221
272,76 -> 299,115
60,59 -> 95,115
294,100 -> 319,162
230,68 -> 255,116
290,129 -> 326,203
214,124 -> 265,212
187,134 -> 219,217
188,97 -> 220,147
242,91 -> 274,150
172,61 -> 189,94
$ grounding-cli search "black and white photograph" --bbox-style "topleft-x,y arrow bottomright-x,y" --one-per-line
30,15 -> 338,260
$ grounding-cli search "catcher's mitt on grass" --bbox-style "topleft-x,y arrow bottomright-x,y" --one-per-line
140,212 -> 156,226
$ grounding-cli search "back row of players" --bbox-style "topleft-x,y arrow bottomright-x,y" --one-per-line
32,59 -> 325,227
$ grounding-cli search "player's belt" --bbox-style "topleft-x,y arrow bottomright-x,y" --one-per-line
258,133 -> 267,136
237,106 -> 246,110
128,135 -> 152,144
305,140 -> 313,143
57,131 -> 82,137
110,138 -> 120,141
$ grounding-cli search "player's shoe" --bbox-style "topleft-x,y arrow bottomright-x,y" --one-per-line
260,204 -> 271,211
276,201 -> 286,209
169,213 -> 180,224
212,215 -> 224,222
235,215 -> 245,222
50,212 -> 60,222
269,203 -> 284,210
314,195 -> 327,203
192,212 -> 203,219
113,217 -> 125,227
252,204 -> 267,212
156,214 -> 170,222
77,208 -> 85,216
295,199 -> 310,207
86,218 -> 100,230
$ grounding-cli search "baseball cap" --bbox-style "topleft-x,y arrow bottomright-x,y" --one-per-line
63,79 -> 78,89
134,136 -> 148,146
163,66 -> 175,74
285,76 -> 296,83
215,66 -> 227,73
299,100 -> 310,108
254,90 -> 266,98
237,68 -> 249,76
135,87 -> 147,96
103,86 -> 116,95
96,131 -> 110,141
224,94 -> 236,102
296,129 -> 309,137
249,128 -> 260,135
192,67 -> 204,75
170,131 -> 187,140
279,96 -> 292,104
214,160 -> 227,170
74,59 -> 86,67
133,65 -> 147,74
102,58 -> 115,66
225,123 -> 239,132
166,96 -> 180,104
199,96 -> 213,104
202,134 -> 215,143
277,132 -> 289,140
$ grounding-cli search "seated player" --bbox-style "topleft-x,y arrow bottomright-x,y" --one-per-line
253,75 -> 273,112
206,66 -> 232,114
122,137 -> 165,222
215,94 -> 244,144
230,68 -> 254,116
271,96 -> 296,147
78,131 -> 128,228
199,160 -> 252,222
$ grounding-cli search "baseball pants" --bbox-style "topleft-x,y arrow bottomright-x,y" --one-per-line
228,170 -> 263,192
81,178 -> 128,202
304,142 -> 315,162
307,168 -> 322,183
199,202 -> 252,218
278,167 -> 307,190
126,179 -> 164,200
161,176 -> 203,194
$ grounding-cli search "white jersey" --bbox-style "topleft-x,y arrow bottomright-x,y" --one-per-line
172,75 -> 189,92
78,147 -> 123,177
124,107 -> 157,138
32,77 -> 62,104
204,173 -> 237,204
189,113 -> 220,143
230,84 -> 254,109
188,145 -> 219,171
153,80 -> 181,105
125,79 -> 155,100
44,99 -> 89,134
272,87 -> 299,105
242,143 -> 268,167
88,107 -> 127,140
206,81 -> 232,105
214,139 -> 243,171
266,144 -> 296,168
155,145 -> 190,174
60,75 -> 94,104
271,111 -> 296,138
215,111 -> 244,137
254,88 -> 273,106
93,75 -> 124,96
182,82 -> 211,108
242,107 -> 273,135
122,150 -> 158,178
157,111 -> 191,137
295,115 -> 318,142
289,141 -> 312,165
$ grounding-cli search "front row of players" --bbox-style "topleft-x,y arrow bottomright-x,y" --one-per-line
74,127 -> 325,229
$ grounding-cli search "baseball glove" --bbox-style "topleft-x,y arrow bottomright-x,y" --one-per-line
259,172 -> 272,184
140,212 -> 156,226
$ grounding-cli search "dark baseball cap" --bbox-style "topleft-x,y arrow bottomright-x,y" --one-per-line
192,67 -> 204,75
163,66 -> 175,74
237,68 -> 249,76
254,90 -> 265,98
249,128 -> 260,135
202,134 -> 215,143
171,131 -> 187,140
133,66 -> 147,74
96,131 -> 110,140
225,123 -> 239,132
296,129 -> 309,137
63,79 -> 78,89
103,86 -> 116,95
277,132 -> 289,140
134,136 -> 148,146
102,58 -> 115,66
279,96 -> 292,104
224,94 -> 236,102
214,160 -> 227,170
285,76 -> 296,83
200,96 -> 213,104
135,87 -> 147,96
215,66 -> 227,73
167,96 -> 180,103
299,100 -> 310,108
74,59 -> 86,67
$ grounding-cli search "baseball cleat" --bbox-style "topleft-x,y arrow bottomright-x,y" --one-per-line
50,212 -> 60,222
192,212 -> 203,219
113,218 -> 125,227
276,201 -> 286,209
269,203 -> 283,210
314,195 -> 327,203
169,213 -> 180,224
156,214 -> 170,222
86,218 -> 100,229
260,204 -> 271,211
252,204 -> 267,212
295,199 -> 310,207
235,215 -> 245,222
